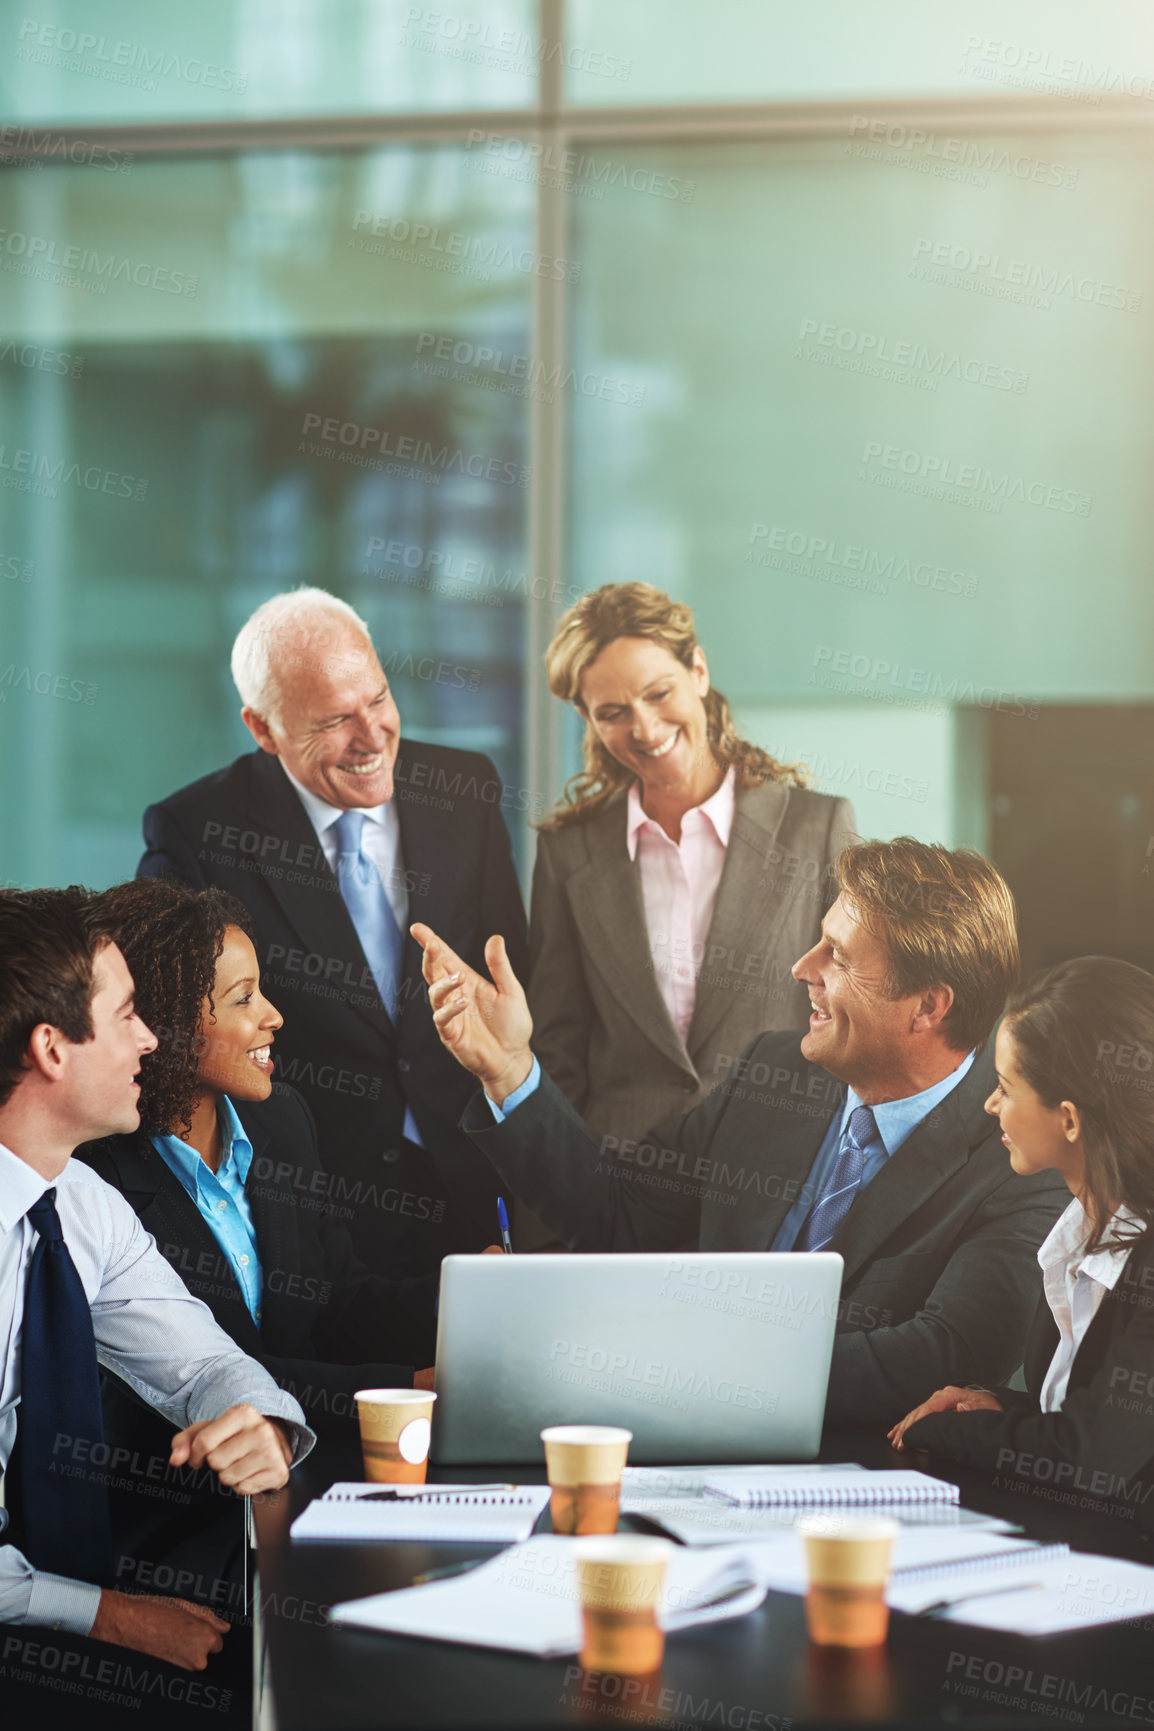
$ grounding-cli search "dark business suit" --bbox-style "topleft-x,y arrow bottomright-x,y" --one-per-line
76,1085 -> 438,1428
460,1033 -> 1069,1426
907,1226 -> 1154,1531
138,742 -> 528,1278
74,1085 -> 438,1589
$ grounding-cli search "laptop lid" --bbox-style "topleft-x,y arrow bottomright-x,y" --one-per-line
431,1251 -> 843,1465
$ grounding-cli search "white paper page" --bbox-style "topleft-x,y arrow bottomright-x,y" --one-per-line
291,1485 -> 551,1544
739,1528 -> 1057,1598
930,1552 -> 1154,1634
329,1537 -> 769,1657
629,1499 -> 1021,1546
621,1463 -> 864,1503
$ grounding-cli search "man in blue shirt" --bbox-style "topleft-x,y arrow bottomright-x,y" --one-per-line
412,837 -> 1068,1426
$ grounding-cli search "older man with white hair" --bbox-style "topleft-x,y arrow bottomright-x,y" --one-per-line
138,588 -> 527,1312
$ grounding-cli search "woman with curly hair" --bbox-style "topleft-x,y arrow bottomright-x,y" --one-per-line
76,878 -> 437,1456
890,956 -> 1154,1531
528,582 -> 857,1157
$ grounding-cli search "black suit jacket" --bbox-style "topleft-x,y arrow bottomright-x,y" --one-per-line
907,1225 -> 1154,1531
76,1086 -> 439,1436
138,742 -> 528,1277
73,1087 -> 436,1577
461,1032 -> 1069,1426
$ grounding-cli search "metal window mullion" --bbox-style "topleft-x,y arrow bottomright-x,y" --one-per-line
9,92 -> 1154,164
523,0 -> 568,886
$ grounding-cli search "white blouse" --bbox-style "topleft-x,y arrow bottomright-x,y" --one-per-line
625,768 -> 736,1044
1037,1197 -> 1144,1411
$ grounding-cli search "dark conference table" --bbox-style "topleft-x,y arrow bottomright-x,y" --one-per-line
252,1432 -> 1154,1731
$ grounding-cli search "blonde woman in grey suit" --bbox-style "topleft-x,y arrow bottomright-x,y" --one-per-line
529,582 -> 857,1156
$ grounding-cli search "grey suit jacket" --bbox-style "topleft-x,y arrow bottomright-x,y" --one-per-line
527,782 -> 857,1147
461,1033 -> 1068,1427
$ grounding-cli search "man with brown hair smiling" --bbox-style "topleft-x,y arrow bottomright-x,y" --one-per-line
0,888 -> 312,1670
415,838 -> 1068,1426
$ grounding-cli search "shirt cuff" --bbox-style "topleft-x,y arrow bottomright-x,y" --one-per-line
269,1415 -> 316,1466
26,1571 -> 103,1637
484,1056 -> 541,1121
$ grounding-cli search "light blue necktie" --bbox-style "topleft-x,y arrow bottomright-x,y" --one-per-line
795,1104 -> 880,1252
331,810 -> 404,1021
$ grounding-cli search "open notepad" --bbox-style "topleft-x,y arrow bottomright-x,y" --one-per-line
622,1465 -> 1014,1540
621,1463 -> 867,1503
897,1547 -> 1154,1633
330,1536 -> 767,1657
630,1498 -> 1016,1544
291,1484 -> 552,1544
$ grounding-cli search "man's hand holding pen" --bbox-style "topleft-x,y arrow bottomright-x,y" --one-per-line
411,924 -> 534,1107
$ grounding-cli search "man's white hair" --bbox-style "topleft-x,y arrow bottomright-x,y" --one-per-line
230,587 -> 373,722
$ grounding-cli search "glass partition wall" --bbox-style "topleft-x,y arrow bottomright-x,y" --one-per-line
2,0 -> 1154,970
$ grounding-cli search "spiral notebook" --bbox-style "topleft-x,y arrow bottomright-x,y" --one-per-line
704,1468 -> 958,1509
290,1483 -> 552,1544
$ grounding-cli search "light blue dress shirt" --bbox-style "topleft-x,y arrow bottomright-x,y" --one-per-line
486,1056 -> 542,1120
0,1141 -> 313,1638
152,1095 -> 263,1322
771,1049 -> 977,1250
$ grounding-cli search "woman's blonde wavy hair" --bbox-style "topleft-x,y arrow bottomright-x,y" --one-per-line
540,582 -> 809,830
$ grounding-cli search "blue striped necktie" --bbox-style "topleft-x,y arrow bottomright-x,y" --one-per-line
331,809 -> 404,1020
17,1187 -> 116,1584
795,1104 -> 879,1252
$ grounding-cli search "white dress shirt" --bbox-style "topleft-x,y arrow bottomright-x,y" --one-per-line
626,767 -> 736,1044
1037,1197 -> 1143,1412
0,1143 -> 314,1636
282,766 -> 422,1145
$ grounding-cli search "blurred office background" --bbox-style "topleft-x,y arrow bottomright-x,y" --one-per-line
1,0 -> 1153,973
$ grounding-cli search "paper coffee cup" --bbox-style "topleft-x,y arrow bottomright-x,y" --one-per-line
798,1514 -> 897,1648
355,1388 -> 437,1484
541,1425 -> 632,1535
574,1536 -> 674,1675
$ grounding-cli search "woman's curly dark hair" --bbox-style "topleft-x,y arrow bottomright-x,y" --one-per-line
97,880 -> 255,1137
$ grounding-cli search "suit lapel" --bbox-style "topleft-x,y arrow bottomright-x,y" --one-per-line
247,753 -> 394,1044
828,1046 -> 996,1285
743,1074 -> 841,1250
392,741 -> 455,1015
688,782 -> 793,1057
565,804 -> 694,1077
1067,1235 -> 1154,1392
103,1131 -> 261,1351
237,1101 -> 297,1340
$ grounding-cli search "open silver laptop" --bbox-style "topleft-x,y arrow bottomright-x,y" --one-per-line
431,1251 -> 843,1464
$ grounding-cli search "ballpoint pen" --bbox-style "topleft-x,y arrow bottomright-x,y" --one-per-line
361,1483 -> 518,1502
917,1578 -> 1045,1618
496,1195 -> 514,1254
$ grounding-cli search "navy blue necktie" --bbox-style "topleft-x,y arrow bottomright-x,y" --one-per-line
332,810 -> 404,1021
795,1105 -> 880,1252
17,1188 -> 116,1585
